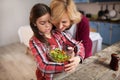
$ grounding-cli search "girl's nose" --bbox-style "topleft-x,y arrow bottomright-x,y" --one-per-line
46,22 -> 51,27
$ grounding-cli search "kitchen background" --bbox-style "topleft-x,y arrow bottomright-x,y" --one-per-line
0,0 -> 120,47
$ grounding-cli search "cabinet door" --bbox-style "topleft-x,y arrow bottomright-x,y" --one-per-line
90,21 -> 98,32
74,0 -> 89,3
74,0 -> 80,3
99,22 -> 111,45
111,24 -> 120,44
94,0 -> 120,2
89,0 -> 97,2
97,0 -> 111,2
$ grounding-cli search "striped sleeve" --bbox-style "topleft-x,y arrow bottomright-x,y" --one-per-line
29,37 -> 65,74
62,32 -> 85,59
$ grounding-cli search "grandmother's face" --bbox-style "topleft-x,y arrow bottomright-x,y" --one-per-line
52,13 -> 71,32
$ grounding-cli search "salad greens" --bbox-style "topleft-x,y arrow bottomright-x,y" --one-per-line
49,48 -> 70,63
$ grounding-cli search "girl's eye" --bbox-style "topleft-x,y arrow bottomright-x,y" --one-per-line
40,22 -> 45,25
39,20 -> 51,25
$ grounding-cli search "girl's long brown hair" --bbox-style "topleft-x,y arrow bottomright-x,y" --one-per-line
29,3 -> 51,45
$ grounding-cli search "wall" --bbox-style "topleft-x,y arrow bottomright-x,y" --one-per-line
1,1 -> 119,47
0,0 -> 50,46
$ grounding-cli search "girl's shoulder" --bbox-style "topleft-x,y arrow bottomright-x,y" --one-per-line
29,36 -> 46,49
29,36 -> 37,41
29,36 -> 42,44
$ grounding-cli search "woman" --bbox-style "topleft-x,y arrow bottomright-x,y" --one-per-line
29,3 -> 85,80
50,0 -> 92,58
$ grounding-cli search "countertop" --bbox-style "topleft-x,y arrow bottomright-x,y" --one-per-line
53,41 -> 120,80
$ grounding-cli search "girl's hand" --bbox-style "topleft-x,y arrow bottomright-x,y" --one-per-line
64,56 -> 80,73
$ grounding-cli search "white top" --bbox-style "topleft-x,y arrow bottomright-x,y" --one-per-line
65,24 -> 103,54
90,32 -> 103,54
66,24 -> 77,39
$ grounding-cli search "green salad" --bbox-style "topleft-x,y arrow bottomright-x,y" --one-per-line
49,48 -> 70,63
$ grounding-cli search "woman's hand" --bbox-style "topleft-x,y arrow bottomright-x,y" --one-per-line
64,56 -> 80,73
67,46 -> 75,58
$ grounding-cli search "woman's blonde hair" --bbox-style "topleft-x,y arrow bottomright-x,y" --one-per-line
50,0 -> 81,24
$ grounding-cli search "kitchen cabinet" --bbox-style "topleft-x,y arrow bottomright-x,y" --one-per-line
89,0 -> 96,2
89,0 -> 120,2
90,21 -> 120,45
97,0 -> 120,2
99,22 -> 120,45
98,22 -> 111,45
74,0 -> 89,3
74,0 -> 120,3
111,24 -> 120,44
90,21 -> 99,32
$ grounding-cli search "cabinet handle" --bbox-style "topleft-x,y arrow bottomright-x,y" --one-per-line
109,24 -> 113,45
109,27 -> 113,31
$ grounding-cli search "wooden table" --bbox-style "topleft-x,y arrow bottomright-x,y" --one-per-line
53,41 -> 120,80
0,43 -> 36,80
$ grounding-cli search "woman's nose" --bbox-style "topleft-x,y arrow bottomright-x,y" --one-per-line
59,23 -> 63,29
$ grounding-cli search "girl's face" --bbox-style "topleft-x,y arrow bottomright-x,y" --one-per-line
52,13 -> 71,32
35,13 -> 52,35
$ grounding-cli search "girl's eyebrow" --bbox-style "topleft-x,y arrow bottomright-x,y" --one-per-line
39,21 -> 46,23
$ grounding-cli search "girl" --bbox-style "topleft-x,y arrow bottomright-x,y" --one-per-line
29,3 -> 85,80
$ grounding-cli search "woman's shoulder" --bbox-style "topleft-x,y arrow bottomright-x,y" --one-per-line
80,15 -> 89,24
77,15 -> 89,28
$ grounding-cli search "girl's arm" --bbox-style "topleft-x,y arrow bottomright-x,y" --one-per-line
29,38 -> 65,74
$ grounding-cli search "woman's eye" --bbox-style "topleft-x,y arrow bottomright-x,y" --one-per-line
48,20 -> 51,23
62,21 -> 67,23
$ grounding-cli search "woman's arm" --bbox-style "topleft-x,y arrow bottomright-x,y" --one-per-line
76,15 -> 92,58
62,32 -> 85,60
61,32 -> 85,73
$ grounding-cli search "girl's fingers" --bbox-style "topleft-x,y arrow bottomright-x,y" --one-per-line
64,61 -> 75,68
66,68 -> 75,73
64,64 -> 75,71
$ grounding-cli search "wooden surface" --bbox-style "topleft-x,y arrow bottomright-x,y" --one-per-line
0,42 -> 120,80
0,43 -> 36,80
54,41 -> 120,80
